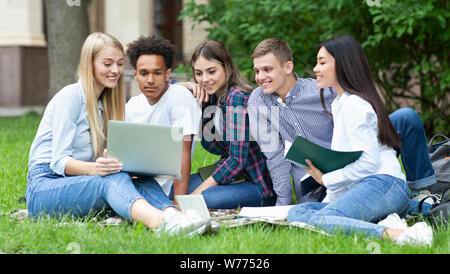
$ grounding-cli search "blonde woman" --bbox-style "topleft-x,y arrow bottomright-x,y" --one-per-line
26,32 -> 209,235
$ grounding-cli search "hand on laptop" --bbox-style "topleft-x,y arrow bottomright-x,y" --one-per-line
95,149 -> 123,176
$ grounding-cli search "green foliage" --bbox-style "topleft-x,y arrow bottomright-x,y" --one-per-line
181,0 -> 449,136
172,62 -> 193,81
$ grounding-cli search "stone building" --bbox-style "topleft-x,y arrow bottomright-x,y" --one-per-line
0,0 -> 208,115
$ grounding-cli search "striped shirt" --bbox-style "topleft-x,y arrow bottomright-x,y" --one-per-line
248,77 -> 336,205
201,87 -> 274,199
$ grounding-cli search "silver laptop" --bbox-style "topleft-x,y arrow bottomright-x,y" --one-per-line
107,120 -> 183,179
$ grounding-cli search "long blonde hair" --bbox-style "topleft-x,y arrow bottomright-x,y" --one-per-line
77,32 -> 125,159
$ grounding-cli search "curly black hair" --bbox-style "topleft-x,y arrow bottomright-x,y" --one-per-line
125,35 -> 177,70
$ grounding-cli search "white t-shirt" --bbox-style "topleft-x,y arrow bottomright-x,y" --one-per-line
125,84 -> 202,195
322,92 -> 405,202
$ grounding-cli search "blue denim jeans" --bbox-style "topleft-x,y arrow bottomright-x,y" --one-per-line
169,173 -> 276,209
26,164 -> 174,220
389,108 -> 436,190
287,174 -> 410,239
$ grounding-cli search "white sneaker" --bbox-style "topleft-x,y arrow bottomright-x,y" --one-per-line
377,213 -> 407,230
157,209 -> 211,237
394,222 -> 433,247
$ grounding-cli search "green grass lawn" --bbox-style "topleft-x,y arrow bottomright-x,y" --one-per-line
0,114 -> 448,254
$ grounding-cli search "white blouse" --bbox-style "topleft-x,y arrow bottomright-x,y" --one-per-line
322,92 -> 405,202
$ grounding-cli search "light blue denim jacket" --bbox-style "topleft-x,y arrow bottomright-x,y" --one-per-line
28,80 -> 103,176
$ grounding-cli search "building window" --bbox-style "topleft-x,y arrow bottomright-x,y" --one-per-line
154,0 -> 183,64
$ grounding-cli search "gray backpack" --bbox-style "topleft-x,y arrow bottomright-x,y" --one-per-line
416,134 -> 450,227
419,187 -> 450,227
427,134 -> 450,195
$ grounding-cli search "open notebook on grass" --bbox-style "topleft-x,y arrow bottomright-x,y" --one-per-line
238,205 -> 295,220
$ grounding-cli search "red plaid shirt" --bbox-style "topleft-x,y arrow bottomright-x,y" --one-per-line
201,87 -> 274,199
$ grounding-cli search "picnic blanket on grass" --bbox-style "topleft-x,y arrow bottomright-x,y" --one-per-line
4,208 -> 329,236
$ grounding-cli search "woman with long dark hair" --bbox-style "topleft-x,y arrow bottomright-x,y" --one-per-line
287,34 -> 433,246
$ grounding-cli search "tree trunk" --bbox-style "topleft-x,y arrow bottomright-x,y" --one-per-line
44,0 -> 90,100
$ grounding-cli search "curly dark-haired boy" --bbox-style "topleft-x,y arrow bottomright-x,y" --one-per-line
125,35 -> 202,201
